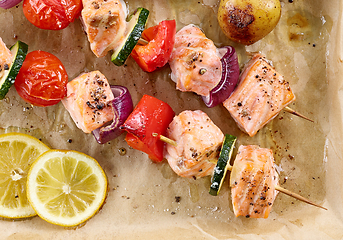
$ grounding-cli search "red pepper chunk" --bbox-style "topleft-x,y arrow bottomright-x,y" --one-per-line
131,20 -> 176,72
121,95 -> 175,162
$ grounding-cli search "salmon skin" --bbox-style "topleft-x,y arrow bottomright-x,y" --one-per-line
81,0 -> 127,57
165,110 -> 224,179
62,70 -> 114,133
169,24 -> 222,96
230,145 -> 279,218
0,37 -> 13,79
223,54 -> 295,137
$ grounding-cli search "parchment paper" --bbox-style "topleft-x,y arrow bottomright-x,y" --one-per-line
0,0 -> 342,239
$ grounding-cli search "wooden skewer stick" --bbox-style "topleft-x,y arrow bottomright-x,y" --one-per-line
284,106 -> 314,123
275,185 -> 327,210
156,133 -> 326,210
137,38 -> 149,45
152,133 -> 177,147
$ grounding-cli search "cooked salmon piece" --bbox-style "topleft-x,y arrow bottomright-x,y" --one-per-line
81,0 -> 127,57
168,24 -> 222,96
230,145 -> 279,218
0,37 -> 13,79
62,70 -> 114,133
165,110 -> 224,179
223,54 -> 295,137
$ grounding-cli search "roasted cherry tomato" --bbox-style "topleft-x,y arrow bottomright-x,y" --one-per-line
121,95 -> 175,162
23,0 -> 82,30
14,50 -> 68,107
131,20 -> 176,72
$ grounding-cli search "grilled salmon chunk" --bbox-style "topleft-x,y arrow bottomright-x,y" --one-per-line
223,54 -> 295,137
81,0 -> 127,57
165,110 -> 224,179
230,145 -> 279,218
169,24 -> 222,96
62,71 -> 114,133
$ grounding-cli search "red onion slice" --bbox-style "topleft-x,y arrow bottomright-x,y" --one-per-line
202,46 -> 240,108
0,0 -> 22,9
92,85 -> 133,144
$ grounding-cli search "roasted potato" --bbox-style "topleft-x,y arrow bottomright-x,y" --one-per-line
218,0 -> 281,45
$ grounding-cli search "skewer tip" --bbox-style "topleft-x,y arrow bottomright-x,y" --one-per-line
284,106 -> 314,123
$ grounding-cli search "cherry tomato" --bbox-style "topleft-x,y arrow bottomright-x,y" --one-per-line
121,95 -> 175,162
23,0 -> 82,30
131,20 -> 176,72
15,50 -> 68,107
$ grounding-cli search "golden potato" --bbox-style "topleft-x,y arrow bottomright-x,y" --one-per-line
218,0 -> 281,45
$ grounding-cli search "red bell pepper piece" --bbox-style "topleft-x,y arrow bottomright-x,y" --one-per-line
121,95 -> 175,162
131,19 -> 176,72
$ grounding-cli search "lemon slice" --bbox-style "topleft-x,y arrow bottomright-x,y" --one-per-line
27,150 -> 107,227
0,132 -> 50,219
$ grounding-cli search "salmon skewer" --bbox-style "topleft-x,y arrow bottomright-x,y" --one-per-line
62,70 -> 114,133
169,29 -> 311,136
168,24 -> 222,96
81,0 -> 127,57
161,123 -> 326,216
223,54 -> 312,137
229,145 -> 326,218
167,26 -> 312,135
164,110 -> 224,179
0,37 -> 13,79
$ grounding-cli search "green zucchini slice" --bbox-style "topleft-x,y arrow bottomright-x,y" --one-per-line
209,134 -> 237,196
0,41 -> 28,99
111,7 -> 149,66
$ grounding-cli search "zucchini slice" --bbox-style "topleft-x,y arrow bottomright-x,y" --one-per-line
0,41 -> 28,99
209,134 -> 237,196
111,7 -> 149,66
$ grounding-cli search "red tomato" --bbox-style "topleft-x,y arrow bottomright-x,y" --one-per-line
15,50 -> 68,107
131,20 -> 176,72
121,95 -> 175,162
23,0 -> 82,30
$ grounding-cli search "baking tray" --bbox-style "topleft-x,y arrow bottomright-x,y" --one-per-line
0,0 -> 342,239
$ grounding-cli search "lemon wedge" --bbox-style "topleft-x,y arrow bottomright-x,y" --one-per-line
26,150 -> 107,227
0,132 -> 50,219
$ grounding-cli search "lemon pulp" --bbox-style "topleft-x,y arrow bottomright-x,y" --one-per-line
27,150 -> 107,227
0,132 -> 50,218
